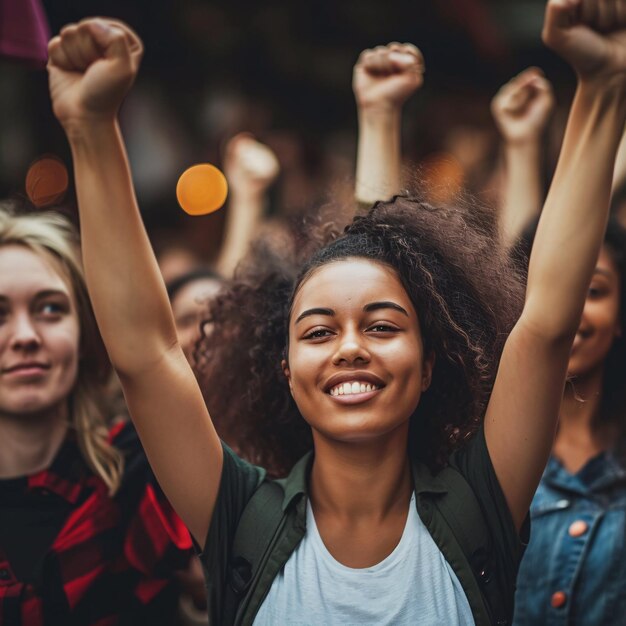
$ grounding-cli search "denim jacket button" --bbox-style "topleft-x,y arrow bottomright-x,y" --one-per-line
568,520 -> 588,537
551,591 -> 567,608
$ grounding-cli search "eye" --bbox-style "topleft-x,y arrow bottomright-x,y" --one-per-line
303,328 -> 333,340
37,301 -> 68,319
367,323 -> 399,333
587,286 -> 606,299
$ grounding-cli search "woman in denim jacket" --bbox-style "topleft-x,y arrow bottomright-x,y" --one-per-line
514,219 -> 626,625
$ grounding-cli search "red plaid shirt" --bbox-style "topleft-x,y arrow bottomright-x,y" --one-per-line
0,422 -> 193,626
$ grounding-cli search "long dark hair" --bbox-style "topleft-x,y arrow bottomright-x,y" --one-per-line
196,196 -> 525,476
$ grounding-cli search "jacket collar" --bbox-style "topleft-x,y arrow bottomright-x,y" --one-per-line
279,450 -> 448,513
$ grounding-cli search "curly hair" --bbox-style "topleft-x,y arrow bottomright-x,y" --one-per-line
196,195 -> 525,476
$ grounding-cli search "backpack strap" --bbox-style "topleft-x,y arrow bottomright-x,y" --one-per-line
222,480 -> 285,624
435,466 -> 508,625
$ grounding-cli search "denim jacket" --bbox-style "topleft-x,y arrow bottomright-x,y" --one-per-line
513,446 -> 626,626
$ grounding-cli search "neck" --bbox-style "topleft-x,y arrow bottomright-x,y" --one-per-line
309,424 -> 412,520
554,366 -> 618,471
0,404 -> 69,478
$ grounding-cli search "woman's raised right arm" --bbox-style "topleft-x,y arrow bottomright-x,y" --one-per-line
48,18 -> 222,547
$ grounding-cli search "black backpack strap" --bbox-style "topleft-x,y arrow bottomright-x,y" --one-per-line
222,480 -> 285,624
436,467 -> 508,625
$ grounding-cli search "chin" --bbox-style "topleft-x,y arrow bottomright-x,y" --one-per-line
1,393 -> 63,418
312,413 -> 409,443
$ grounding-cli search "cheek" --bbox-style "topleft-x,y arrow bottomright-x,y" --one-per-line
52,324 -> 81,380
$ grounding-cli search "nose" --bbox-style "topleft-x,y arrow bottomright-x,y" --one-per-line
9,313 -> 41,352
332,328 -> 370,366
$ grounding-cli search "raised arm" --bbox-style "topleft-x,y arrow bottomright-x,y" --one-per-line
485,0 -> 626,529
216,133 -> 280,277
491,67 -> 555,247
353,43 -> 424,206
47,19 -> 222,546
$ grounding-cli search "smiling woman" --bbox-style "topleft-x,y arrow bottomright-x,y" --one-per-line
199,200 -> 523,476
0,205 -> 194,625
513,218 -> 626,625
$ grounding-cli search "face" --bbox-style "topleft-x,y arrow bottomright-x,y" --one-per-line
284,258 -> 433,444
569,246 -> 622,377
0,245 -> 80,418
171,277 -> 222,362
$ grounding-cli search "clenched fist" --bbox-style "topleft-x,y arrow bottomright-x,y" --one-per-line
543,0 -> 626,81
491,68 -> 555,145
353,42 -> 424,111
224,134 -> 280,197
48,18 -> 143,127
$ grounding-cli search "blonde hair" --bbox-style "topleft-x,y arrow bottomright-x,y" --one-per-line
0,203 -> 123,494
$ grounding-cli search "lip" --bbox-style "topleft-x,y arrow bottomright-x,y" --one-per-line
323,370 -> 386,394
2,362 -> 50,377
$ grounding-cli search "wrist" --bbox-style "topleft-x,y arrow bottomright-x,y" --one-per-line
577,73 -> 626,100
228,187 -> 266,210
358,104 -> 402,127
63,115 -> 119,144
503,140 -> 542,156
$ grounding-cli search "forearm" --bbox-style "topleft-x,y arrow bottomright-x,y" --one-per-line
355,107 -> 401,205
526,80 -> 626,336
67,118 -> 178,373
499,142 -> 543,248
612,121 -> 626,192
216,189 -> 265,277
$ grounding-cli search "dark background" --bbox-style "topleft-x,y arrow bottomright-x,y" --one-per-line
0,0 -> 576,259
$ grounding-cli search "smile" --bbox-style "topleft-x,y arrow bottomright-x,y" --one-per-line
329,381 -> 381,396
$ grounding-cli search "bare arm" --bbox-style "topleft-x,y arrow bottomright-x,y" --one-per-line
48,19 -> 222,547
216,133 -> 280,277
485,0 -> 626,530
491,68 -> 555,247
353,43 -> 424,205
612,123 -> 626,191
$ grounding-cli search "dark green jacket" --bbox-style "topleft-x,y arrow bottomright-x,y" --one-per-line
198,427 -> 528,625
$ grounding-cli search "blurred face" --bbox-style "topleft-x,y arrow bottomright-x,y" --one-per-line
171,277 -> 222,362
569,247 -> 622,378
0,245 -> 80,418
284,258 -> 433,443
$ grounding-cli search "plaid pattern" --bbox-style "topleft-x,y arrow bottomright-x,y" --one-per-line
0,422 -> 193,626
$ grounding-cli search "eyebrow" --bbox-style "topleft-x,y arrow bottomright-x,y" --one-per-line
363,301 -> 409,316
593,268 -> 614,279
295,301 -> 409,324
0,289 -> 70,302
295,307 -> 334,324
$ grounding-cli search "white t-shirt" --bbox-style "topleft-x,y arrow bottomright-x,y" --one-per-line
253,493 -> 474,625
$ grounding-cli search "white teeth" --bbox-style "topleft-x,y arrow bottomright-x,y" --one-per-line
329,381 -> 380,396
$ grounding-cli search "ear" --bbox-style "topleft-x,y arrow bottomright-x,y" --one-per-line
281,359 -> 294,394
421,351 -> 435,392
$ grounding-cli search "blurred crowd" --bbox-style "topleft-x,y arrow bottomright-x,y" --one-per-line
2,1 -> 626,625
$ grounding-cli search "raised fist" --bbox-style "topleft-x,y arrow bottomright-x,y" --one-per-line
48,18 -> 143,127
491,68 -> 555,145
353,42 -> 424,111
224,133 -> 280,197
542,0 -> 626,80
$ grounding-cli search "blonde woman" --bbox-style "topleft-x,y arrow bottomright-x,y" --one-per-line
0,205 -> 193,625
